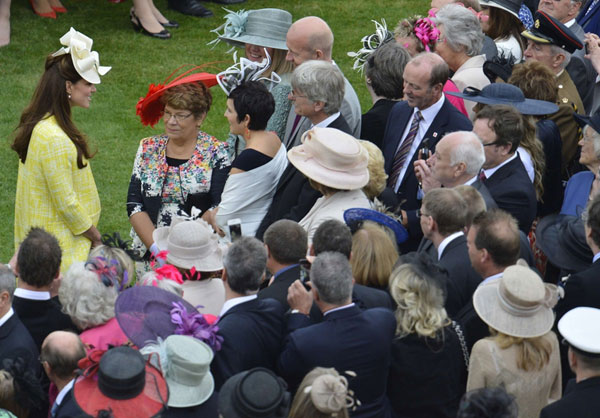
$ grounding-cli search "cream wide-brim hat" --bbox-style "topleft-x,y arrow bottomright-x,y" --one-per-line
153,218 -> 223,272
287,127 -> 370,191
473,264 -> 557,338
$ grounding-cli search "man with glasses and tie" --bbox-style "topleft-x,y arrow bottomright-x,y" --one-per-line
381,52 -> 471,251
473,105 -> 537,233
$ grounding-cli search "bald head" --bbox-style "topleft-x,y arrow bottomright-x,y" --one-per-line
286,16 -> 334,66
41,331 -> 86,381
431,131 -> 485,187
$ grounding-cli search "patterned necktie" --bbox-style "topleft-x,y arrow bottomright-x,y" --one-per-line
388,111 -> 423,189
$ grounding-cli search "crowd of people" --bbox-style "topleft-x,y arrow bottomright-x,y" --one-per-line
4,0 -> 600,416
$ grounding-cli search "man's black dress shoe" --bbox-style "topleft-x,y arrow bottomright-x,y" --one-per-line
168,0 -> 213,17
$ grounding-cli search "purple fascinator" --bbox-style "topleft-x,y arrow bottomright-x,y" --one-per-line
115,286 -> 223,351
170,301 -> 223,351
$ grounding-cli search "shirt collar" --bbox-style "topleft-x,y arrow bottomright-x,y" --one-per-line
0,308 -> 14,328
323,303 -> 355,316
219,294 -> 257,317
565,18 -> 576,27
482,152 -> 518,179
273,264 -> 299,279
313,112 -> 341,128
481,272 -> 503,285
14,288 -> 51,301
415,93 -> 445,124
437,231 -> 464,260
55,379 -> 75,406
593,252 -> 600,263
464,175 -> 478,186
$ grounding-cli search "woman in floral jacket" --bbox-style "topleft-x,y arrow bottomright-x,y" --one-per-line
128,73 -> 230,260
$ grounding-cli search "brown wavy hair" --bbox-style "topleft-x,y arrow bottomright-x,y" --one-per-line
12,54 -> 94,169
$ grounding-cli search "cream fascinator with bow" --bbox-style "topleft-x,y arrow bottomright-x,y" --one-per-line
52,27 -> 111,84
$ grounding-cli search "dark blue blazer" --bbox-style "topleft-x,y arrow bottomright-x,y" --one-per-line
0,312 -> 40,377
482,155 -> 537,233
578,0 -> 600,38
211,298 -> 285,390
540,376 -> 600,418
54,389 -> 87,418
278,305 -> 396,418
382,99 -> 472,241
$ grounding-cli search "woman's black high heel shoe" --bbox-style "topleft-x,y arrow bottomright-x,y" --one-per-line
130,9 -> 171,39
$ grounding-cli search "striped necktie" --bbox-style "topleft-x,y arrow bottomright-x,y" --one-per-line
388,111 -> 423,189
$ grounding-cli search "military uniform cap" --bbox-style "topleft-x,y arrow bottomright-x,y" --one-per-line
522,10 -> 583,53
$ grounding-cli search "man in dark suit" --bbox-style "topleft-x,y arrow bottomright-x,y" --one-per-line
540,307 -> 600,418
12,228 -> 76,351
420,188 -> 482,317
578,0 -> 600,44
456,209 -> 521,350
311,219 -> 394,311
256,60 -> 353,239
41,331 -> 86,417
382,52 -> 472,250
279,252 -> 396,418
212,237 -> 286,389
474,106 -> 537,233
258,220 -> 308,309
0,265 -> 39,377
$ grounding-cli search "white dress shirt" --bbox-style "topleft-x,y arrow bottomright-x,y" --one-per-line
313,112 -> 341,128
437,231 -> 465,261
13,288 -> 51,300
219,294 -> 257,317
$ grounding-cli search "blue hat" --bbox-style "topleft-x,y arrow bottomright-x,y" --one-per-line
343,208 -> 409,245
574,110 -> 600,134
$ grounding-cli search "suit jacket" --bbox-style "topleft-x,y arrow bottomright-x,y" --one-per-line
382,99 -> 472,243
0,313 -> 40,377
12,296 -> 76,351
54,389 -> 87,418
282,76 -> 361,148
256,115 -> 352,239
211,298 -> 285,389
483,155 -> 537,233
471,179 -> 498,210
578,0 -> 600,43
554,260 -> 600,388
278,305 -> 396,418
438,235 -> 483,317
540,376 -> 600,418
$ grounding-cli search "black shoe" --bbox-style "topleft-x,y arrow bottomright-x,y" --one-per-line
130,9 -> 171,39
160,20 -> 179,28
204,0 -> 245,3
167,0 -> 213,17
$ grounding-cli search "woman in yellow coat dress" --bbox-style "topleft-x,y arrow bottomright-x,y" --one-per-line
12,28 -> 110,273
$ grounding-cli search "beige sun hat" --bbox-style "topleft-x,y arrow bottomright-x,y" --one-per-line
287,127 -> 370,190
153,218 -> 223,271
473,264 -> 558,338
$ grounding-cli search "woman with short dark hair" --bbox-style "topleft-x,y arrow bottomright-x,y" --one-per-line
203,81 -> 288,238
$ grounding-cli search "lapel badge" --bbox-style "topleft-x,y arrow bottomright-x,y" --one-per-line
534,19 -> 540,28
433,132 -> 438,138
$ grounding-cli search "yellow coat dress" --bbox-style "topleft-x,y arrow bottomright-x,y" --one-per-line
14,115 -> 101,273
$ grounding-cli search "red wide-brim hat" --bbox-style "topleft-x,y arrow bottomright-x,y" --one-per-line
136,66 -> 219,127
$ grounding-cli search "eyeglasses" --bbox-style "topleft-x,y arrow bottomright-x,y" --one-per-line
163,110 -> 193,123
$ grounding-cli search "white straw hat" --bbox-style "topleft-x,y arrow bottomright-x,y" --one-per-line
153,218 -> 223,271
287,127 -> 370,190
473,264 -> 558,338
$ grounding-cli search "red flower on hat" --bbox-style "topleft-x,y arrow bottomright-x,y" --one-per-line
78,348 -> 107,378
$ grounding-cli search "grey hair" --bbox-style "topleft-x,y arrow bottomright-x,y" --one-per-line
433,4 -> 484,57
291,60 -> 345,115
58,262 -> 117,330
0,265 -> 15,299
449,131 -> 486,175
223,237 -> 267,295
309,252 -> 353,304
549,44 -> 571,69
139,271 -> 183,297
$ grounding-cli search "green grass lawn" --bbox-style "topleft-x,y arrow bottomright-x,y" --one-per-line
0,0 -> 425,261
